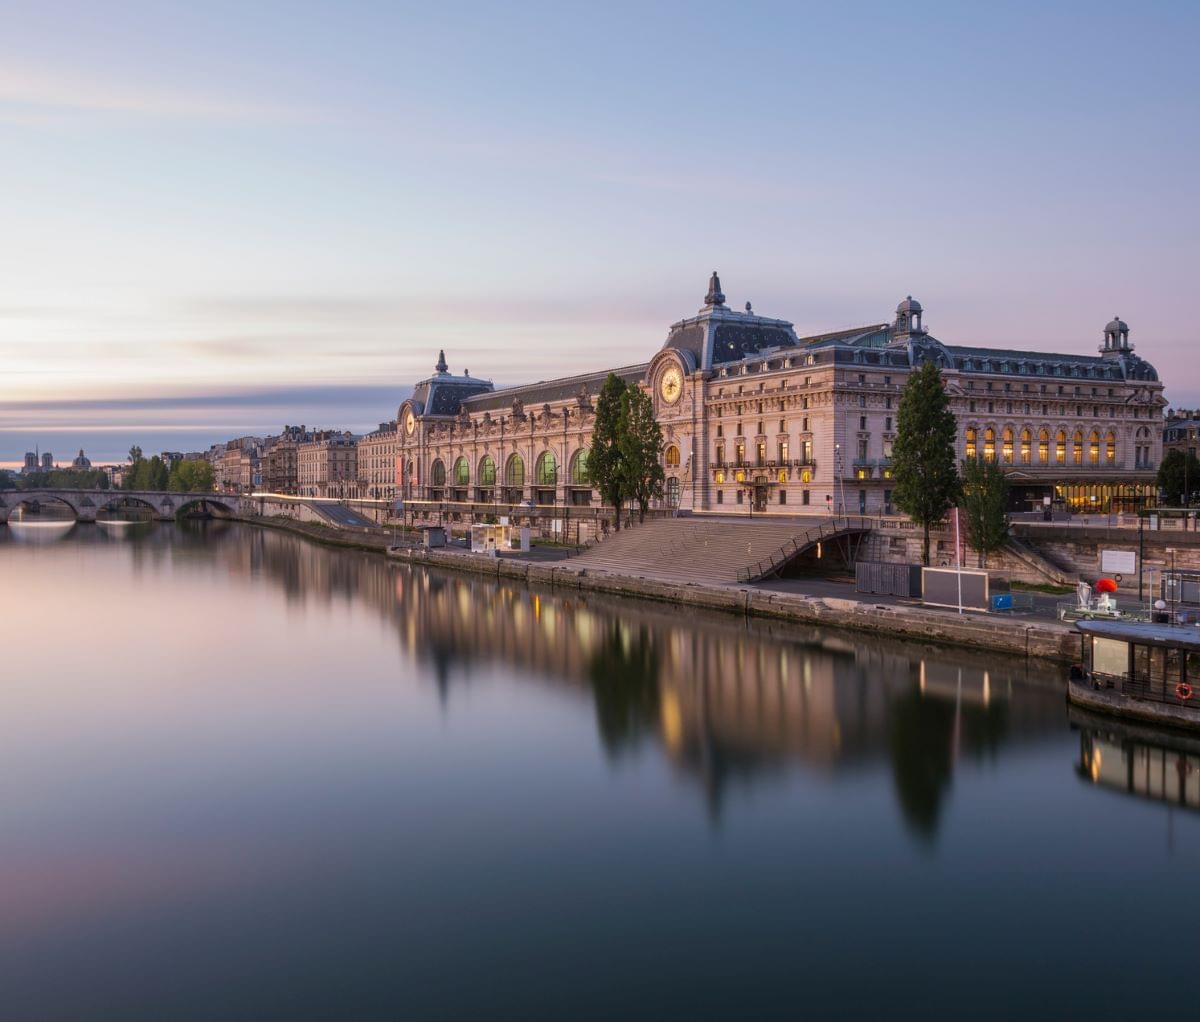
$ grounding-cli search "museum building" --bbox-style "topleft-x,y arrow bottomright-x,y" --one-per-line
395,273 -> 1164,517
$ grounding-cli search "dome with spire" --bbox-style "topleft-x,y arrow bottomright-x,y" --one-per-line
896,295 -> 923,315
1105,315 -> 1128,334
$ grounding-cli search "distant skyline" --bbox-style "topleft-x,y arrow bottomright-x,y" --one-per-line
3,0 -> 1198,465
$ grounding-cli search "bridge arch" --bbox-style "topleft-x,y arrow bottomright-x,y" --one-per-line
97,495 -> 160,520
174,496 -> 236,518
6,493 -> 79,520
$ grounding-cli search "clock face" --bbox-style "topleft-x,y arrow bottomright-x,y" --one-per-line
404,410 -> 416,435
659,366 -> 683,405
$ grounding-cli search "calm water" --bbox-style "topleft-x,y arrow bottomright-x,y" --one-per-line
3,520 -> 1198,1019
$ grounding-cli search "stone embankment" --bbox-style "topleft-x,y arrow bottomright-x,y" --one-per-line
236,513 -> 1079,664
389,545 -> 1081,665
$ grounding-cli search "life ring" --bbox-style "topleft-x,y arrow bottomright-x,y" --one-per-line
1177,683 -> 1193,702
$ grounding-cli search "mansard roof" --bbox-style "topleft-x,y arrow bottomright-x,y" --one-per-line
462,364 -> 648,413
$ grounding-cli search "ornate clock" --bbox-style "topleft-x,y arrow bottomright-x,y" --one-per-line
659,365 -> 683,405
404,409 -> 416,435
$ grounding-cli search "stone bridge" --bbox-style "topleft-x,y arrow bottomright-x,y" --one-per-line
0,489 -> 244,523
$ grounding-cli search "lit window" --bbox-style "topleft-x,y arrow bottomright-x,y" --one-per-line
1002,428 -> 1014,464
966,428 -> 977,459
984,428 -> 996,461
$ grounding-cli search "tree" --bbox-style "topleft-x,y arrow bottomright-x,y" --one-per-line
589,373 -> 629,529
1157,448 -> 1200,506
892,361 -> 960,565
959,457 -> 1010,568
123,447 -> 145,490
617,386 -> 665,523
168,458 -> 214,493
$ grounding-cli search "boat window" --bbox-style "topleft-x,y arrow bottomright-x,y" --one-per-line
1092,637 -> 1129,678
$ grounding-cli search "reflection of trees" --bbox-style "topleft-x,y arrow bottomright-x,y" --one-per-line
586,622 -> 661,757
34,521 -> 1061,835
889,686 -> 1011,841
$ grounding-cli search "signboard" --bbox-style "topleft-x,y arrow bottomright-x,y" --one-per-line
1100,549 -> 1136,575
921,567 -> 990,612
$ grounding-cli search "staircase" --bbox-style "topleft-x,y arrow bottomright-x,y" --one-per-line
568,516 -> 865,585
1005,534 -> 1076,586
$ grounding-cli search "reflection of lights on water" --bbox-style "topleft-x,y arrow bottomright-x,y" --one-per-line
659,688 -> 683,753
1090,748 -> 1102,783
7,521 -> 76,543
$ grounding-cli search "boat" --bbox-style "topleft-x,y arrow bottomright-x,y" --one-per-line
1069,619 -> 1200,729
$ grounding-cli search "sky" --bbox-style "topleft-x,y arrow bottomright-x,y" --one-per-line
1,0 -> 1197,464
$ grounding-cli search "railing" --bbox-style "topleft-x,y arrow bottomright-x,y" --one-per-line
1092,670 -> 1200,711
736,515 -> 873,583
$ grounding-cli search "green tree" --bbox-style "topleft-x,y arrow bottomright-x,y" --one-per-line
617,386 -> 665,523
123,446 -> 145,490
1157,448 -> 1200,506
892,361 -> 960,565
589,373 -> 630,530
168,458 -> 214,493
959,456 -> 1010,568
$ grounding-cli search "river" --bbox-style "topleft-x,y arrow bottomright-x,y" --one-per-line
2,520 -> 1197,1019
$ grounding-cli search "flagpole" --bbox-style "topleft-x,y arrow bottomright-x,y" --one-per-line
953,506 -> 963,615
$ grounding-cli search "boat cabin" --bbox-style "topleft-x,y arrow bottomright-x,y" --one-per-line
1077,620 -> 1200,709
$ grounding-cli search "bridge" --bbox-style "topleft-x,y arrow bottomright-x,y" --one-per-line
0,489 -> 243,523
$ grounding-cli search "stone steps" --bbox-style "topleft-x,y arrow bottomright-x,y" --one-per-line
570,517 -> 838,584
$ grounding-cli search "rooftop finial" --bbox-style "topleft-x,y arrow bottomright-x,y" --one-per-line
704,270 -> 725,307
435,349 -> 448,374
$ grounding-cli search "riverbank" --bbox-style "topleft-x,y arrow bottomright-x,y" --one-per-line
236,512 -> 1079,664
389,543 -> 1081,665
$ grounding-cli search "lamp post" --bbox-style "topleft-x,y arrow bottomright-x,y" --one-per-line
1166,547 -> 1177,625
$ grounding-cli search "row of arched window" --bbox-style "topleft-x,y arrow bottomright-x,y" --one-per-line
429,451 -> 591,488
964,427 -> 1118,466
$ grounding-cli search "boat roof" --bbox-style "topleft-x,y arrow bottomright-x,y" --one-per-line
1076,619 -> 1200,652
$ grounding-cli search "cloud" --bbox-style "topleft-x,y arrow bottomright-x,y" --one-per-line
0,62 -> 318,123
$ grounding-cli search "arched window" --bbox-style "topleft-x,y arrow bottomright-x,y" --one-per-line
478,455 -> 496,486
535,451 -> 556,486
1073,430 -> 1084,466
983,427 -> 996,462
453,457 -> 469,486
1039,428 -> 1050,465
965,427 -> 978,459
1002,427 -> 1014,464
505,454 -> 524,487
569,449 -> 590,485
430,460 -> 446,486
1105,432 -> 1116,465
1020,428 -> 1032,465
1056,430 -> 1067,465
1088,430 -> 1100,466
665,444 -> 680,467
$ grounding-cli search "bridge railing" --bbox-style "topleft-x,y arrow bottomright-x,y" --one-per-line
736,516 -> 873,584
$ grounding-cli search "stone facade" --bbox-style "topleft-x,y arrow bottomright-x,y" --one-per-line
297,431 -> 358,498
357,421 -> 398,501
394,275 -> 1166,516
262,425 -> 312,494
1164,409 -> 1199,460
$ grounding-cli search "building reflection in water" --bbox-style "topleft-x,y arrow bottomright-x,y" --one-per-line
1073,708 -> 1200,816
7,521 -> 1068,837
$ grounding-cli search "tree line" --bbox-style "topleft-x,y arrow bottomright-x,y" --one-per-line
124,447 -> 214,493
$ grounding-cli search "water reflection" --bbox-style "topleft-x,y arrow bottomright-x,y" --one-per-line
27,520 -> 1063,837
0,521 -> 1068,835
1073,707 -> 1200,813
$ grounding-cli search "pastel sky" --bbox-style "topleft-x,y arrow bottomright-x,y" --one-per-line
2,0 -> 1197,464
